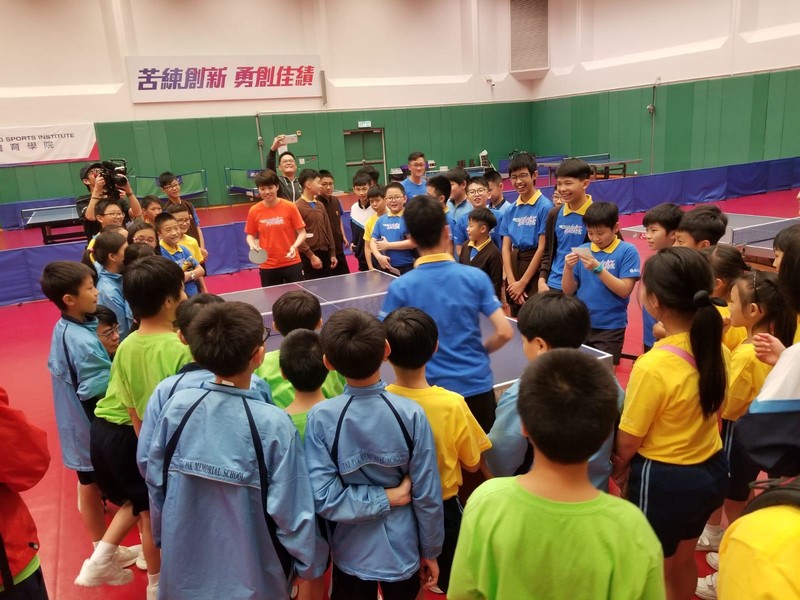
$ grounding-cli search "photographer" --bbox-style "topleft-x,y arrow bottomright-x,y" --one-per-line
77,162 -> 142,239
266,135 -> 303,202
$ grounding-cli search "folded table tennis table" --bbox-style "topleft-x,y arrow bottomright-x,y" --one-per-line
22,205 -> 85,245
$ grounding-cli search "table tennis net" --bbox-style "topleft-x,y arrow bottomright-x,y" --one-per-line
259,293 -> 388,336
729,217 -> 800,246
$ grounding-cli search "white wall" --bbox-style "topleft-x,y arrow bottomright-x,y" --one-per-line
1,0 -> 799,126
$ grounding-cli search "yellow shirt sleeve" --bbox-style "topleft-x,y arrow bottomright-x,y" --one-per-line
452,399 -> 492,468
179,234 -> 204,264
363,214 -> 378,242
722,344 -> 771,421
620,360 -> 663,438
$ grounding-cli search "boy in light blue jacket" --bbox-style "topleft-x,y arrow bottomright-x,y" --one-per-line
305,308 -> 444,599
146,301 -> 325,599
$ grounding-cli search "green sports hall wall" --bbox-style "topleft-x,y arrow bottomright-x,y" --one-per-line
1,68 -> 798,207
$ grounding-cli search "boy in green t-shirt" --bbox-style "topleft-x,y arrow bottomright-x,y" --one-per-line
254,290 -> 344,409
79,256 -> 191,599
449,349 -> 666,600
280,329 -> 328,442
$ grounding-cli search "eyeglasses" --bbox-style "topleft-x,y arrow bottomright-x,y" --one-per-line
164,182 -> 181,189
176,218 -> 191,225
510,173 -> 531,182
101,212 -> 124,218
261,326 -> 271,345
133,236 -> 156,244
385,196 -> 405,201
467,188 -> 487,196
88,168 -> 102,176
98,324 -> 120,339
752,270 -> 759,304
409,162 -> 426,168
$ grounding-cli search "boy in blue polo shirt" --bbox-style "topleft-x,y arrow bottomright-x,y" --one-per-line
378,195 -> 513,432
370,182 -> 416,275
538,158 -> 592,292
499,153 -> 554,316
485,169 -> 510,215
561,202 -> 640,364
155,213 -> 203,297
445,167 -> 471,223
641,202 -> 683,351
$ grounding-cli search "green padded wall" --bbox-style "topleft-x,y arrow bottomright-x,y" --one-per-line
1,69 -> 799,206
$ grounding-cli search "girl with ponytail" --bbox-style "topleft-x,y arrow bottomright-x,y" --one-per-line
613,247 -> 729,600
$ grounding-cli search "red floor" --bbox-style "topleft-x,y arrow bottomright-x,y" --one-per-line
1,189 -> 796,599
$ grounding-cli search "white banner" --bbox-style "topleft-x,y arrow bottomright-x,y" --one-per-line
127,55 -> 322,103
0,123 -> 98,167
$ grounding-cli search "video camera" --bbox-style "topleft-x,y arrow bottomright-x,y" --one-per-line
98,159 -> 128,199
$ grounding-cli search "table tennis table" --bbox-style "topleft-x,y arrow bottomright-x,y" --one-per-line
21,205 -> 85,245
537,154 -> 642,186
220,270 -> 613,396
621,213 -> 800,262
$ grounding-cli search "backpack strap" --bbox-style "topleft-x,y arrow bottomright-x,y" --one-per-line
61,324 -> 80,391
379,393 -> 414,461
161,391 -> 211,493
241,397 -> 294,580
658,344 -> 697,369
167,372 -> 188,398
742,476 -> 800,516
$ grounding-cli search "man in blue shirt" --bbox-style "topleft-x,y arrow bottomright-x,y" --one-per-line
378,195 -> 513,432
400,151 -> 428,199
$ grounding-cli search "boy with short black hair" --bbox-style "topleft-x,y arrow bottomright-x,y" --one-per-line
674,205 -> 728,248
484,169 -> 509,214
254,290 -> 345,409
485,292 -> 624,490
42,261 -> 140,577
139,195 -> 163,226
459,208 -> 503,300
379,196 -> 513,432
640,202 -> 683,351
158,171 -> 204,248
318,169 -> 350,275
449,349 -> 665,600
561,202 -> 641,364
356,165 -> 380,187
83,256 -> 192,596
164,202 -> 208,292
295,168 -> 338,279
370,182 -> 416,275
281,329 -> 328,441
155,212 -> 204,297
136,293 -> 273,476
146,302 -> 326,599
349,172 -> 375,272
363,185 -> 387,271
305,309 -> 444,599
538,158 -> 593,293
384,307 -> 491,594
402,151 -> 428,198
445,167 -> 471,223
500,153 -> 554,316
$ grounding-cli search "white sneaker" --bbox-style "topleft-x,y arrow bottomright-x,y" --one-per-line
695,572 -> 718,600
135,546 -> 147,571
113,544 -> 141,568
695,526 -> 724,551
147,582 -> 158,600
74,559 -> 134,587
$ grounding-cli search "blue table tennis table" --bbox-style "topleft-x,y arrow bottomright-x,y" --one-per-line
537,154 -> 642,185
21,205 -> 85,245
220,271 -> 613,396
622,213 -> 800,263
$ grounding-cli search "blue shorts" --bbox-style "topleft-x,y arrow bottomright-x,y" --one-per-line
722,418 -> 761,502
628,450 -> 728,557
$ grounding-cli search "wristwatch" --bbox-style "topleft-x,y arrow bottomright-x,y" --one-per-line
592,264 -> 604,275
190,271 -> 196,280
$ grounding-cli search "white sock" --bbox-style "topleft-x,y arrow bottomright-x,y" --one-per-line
705,524 -> 724,535
91,541 -> 117,565
148,572 -> 160,586
92,541 -> 100,550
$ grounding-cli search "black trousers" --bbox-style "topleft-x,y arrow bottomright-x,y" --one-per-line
259,264 -> 304,287
331,565 -> 419,600
0,567 -> 48,600
301,251 -> 332,280
331,253 -> 350,275
464,389 -> 496,433
437,496 -> 464,593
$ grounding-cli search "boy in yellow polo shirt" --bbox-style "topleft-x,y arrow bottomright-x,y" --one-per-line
384,306 -> 491,594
